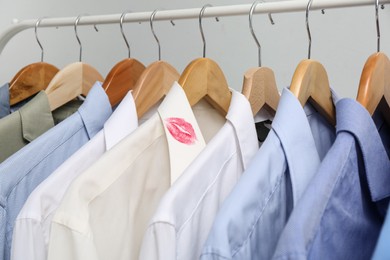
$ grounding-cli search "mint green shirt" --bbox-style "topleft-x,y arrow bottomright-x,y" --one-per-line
0,91 -> 81,163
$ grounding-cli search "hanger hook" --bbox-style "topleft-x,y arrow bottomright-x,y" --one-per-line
150,9 -> 161,61
74,14 -> 98,62
249,1 -> 262,67
249,1 -> 275,67
120,11 -> 131,58
375,0 -> 380,52
306,0 -> 313,59
199,4 -> 213,58
35,17 -> 45,62
74,14 -> 84,62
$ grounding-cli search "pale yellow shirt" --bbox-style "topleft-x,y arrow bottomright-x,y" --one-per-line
47,82 -> 226,260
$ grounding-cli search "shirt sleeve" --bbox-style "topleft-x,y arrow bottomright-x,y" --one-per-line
11,218 -> 46,260
139,222 -> 176,260
47,222 -> 99,260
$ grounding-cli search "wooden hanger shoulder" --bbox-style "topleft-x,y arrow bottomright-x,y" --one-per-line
290,59 -> 335,125
103,58 -> 145,107
9,62 -> 59,105
132,60 -> 180,118
179,57 -> 231,116
45,62 -> 104,111
242,66 -> 280,116
357,52 -> 390,116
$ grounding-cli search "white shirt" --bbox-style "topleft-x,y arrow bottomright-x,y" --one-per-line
139,90 -> 266,260
47,82 -> 226,260
11,91 -> 139,260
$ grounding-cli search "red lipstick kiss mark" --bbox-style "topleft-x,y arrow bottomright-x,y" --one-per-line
165,117 -> 197,145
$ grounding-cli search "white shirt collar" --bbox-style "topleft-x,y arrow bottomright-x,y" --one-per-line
226,90 -> 259,168
103,91 -> 138,151
158,82 -> 206,184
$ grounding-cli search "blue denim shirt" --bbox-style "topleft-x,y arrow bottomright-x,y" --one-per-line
0,83 -> 112,260
200,88 -> 336,260
0,83 -> 10,119
272,98 -> 390,260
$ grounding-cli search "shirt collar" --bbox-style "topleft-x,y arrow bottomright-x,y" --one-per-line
158,81 -> 206,184
19,91 -> 55,142
272,88 -> 336,204
0,83 -> 10,118
336,99 -> 390,202
226,89 -> 259,168
78,81 -> 112,139
103,90 -> 138,150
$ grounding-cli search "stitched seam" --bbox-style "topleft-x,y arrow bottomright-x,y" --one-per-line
143,221 -> 177,258
199,251 -> 231,259
51,221 -> 91,238
147,221 -> 176,229
231,170 -> 284,257
175,151 -> 237,259
273,251 -> 309,259
177,152 -> 237,236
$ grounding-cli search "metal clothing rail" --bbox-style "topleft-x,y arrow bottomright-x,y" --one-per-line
0,0 -> 389,55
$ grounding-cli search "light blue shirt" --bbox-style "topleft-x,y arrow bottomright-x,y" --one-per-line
0,83 -> 112,260
0,83 -> 10,119
373,203 -> 390,260
200,88 -> 336,260
272,99 -> 390,260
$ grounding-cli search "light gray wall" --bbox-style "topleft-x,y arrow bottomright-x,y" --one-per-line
0,0 -> 389,98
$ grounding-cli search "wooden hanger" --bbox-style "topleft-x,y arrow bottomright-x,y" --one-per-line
179,58 -> 231,116
131,10 -> 180,118
242,67 -> 280,116
290,59 -> 335,125
9,62 -> 59,105
356,2 -> 390,123
132,61 -> 179,118
9,18 -> 59,105
45,62 -> 104,111
103,59 -> 145,107
289,0 -> 335,125
356,52 -> 390,123
45,15 -> 104,111
242,1 -> 280,116
178,5 -> 232,117
102,12 -> 146,107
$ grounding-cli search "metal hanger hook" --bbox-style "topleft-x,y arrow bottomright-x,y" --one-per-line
120,11 -> 131,58
249,1 -> 262,67
268,13 -> 275,25
199,4 -> 212,58
74,14 -> 98,62
249,1 -> 275,67
35,17 -> 46,62
74,14 -> 84,62
150,9 -> 161,61
198,5 -> 221,58
375,0 -> 380,52
306,0 -> 313,59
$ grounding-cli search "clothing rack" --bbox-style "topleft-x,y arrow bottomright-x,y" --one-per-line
0,0 -> 389,56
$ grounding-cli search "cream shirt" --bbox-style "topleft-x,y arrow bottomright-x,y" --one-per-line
139,90 -> 265,260
11,91 -> 139,260
47,82 -> 226,260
